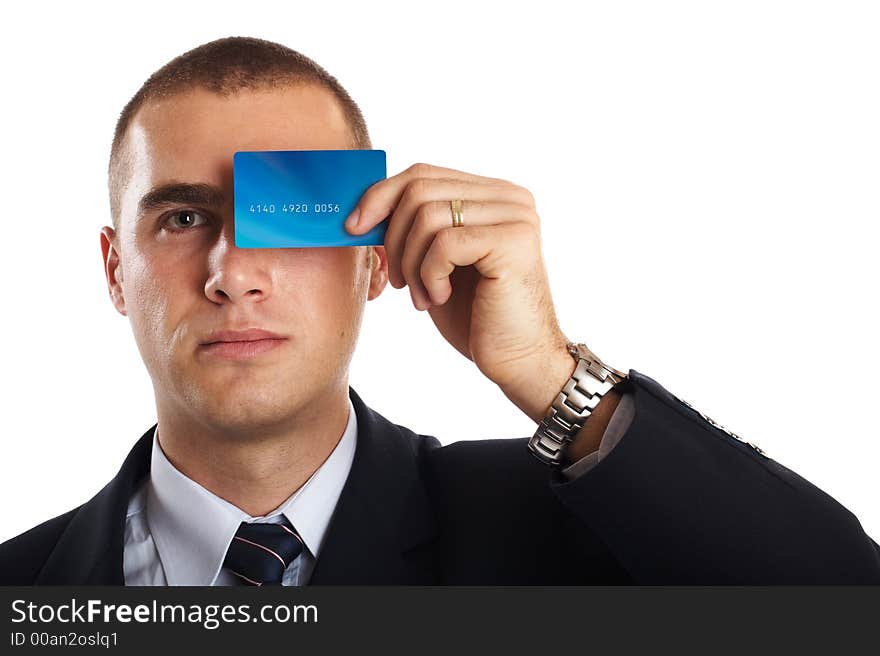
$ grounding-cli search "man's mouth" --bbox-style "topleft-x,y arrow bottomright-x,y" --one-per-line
198,328 -> 288,361
200,328 -> 286,344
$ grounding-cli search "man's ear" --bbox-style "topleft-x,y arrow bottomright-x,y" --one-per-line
100,226 -> 127,316
366,246 -> 389,301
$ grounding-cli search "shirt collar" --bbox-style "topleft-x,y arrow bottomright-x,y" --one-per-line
146,396 -> 358,585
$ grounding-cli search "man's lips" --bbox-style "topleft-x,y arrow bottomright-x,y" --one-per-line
198,328 -> 288,361
200,328 -> 287,345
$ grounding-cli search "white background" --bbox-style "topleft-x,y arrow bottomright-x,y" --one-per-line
1,1 -> 878,544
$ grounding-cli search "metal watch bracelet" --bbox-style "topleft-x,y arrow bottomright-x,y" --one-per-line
527,342 -> 627,467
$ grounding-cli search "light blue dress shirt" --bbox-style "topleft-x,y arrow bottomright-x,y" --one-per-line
123,391 -> 635,585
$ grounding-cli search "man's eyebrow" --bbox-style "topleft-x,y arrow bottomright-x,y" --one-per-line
137,182 -> 226,217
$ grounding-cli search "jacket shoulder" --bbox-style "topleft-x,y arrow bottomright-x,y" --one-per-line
0,507 -> 80,585
384,415 -> 553,507
420,434 -> 561,507
425,436 -> 539,478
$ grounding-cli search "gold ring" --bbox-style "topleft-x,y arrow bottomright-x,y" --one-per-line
450,199 -> 464,227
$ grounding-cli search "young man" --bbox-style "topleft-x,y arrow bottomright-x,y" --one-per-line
1,36 -> 878,585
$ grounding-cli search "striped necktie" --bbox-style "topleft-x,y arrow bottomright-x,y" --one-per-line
222,521 -> 305,586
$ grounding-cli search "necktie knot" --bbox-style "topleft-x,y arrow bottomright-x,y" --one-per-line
222,520 -> 304,586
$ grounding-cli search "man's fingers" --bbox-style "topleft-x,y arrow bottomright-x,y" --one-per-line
419,221 -> 539,309
385,181 -> 531,288
399,201 -> 537,307
345,162 -> 510,234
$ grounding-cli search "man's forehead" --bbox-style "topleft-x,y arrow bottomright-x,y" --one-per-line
129,84 -> 354,163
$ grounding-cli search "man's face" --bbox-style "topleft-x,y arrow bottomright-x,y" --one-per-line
100,85 -> 387,434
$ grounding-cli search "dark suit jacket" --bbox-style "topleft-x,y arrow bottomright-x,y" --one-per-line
2,370 -> 879,584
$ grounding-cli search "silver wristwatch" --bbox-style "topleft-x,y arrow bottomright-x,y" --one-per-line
527,341 -> 627,467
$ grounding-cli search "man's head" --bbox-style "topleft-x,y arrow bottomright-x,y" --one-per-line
101,37 -> 389,436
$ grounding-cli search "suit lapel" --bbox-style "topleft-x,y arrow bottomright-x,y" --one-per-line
35,427 -> 153,585
35,387 -> 439,585
308,387 -> 440,584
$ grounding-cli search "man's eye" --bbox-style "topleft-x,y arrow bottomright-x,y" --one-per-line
163,209 -> 208,232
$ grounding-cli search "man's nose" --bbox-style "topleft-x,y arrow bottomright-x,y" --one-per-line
204,222 -> 273,305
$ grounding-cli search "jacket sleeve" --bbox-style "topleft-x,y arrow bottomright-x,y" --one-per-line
548,369 -> 880,583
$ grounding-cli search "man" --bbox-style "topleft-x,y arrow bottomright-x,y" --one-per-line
1,36 -> 878,585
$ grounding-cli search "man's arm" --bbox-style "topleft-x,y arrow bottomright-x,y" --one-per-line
344,164 -> 879,582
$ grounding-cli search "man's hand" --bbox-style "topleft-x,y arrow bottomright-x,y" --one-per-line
345,162 -> 577,426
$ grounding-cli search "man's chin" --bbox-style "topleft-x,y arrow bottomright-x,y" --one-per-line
176,376 -> 302,429
192,397 -> 300,436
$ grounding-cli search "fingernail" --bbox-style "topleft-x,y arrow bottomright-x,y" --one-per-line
345,208 -> 361,232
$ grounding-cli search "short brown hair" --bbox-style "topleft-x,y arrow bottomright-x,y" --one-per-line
107,36 -> 372,228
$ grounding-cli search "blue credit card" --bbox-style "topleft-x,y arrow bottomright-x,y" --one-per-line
233,149 -> 387,248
